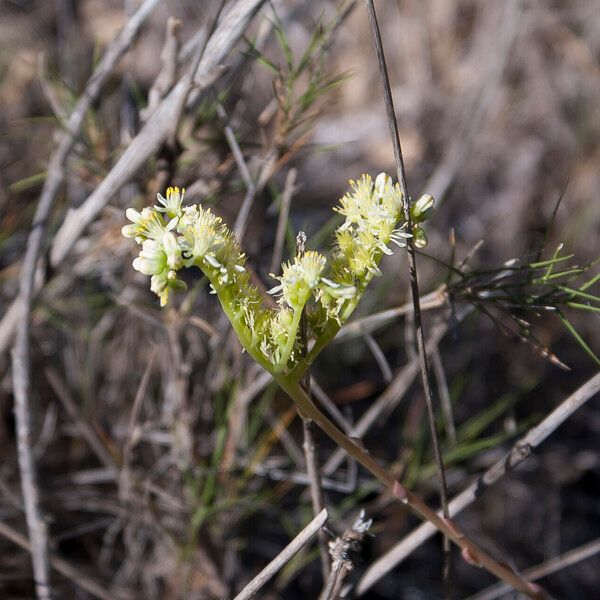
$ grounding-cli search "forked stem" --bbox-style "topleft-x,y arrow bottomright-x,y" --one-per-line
275,375 -> 546,600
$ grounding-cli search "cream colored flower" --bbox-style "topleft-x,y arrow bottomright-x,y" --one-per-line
269,251 -> 326,309
155,186 -> 185,219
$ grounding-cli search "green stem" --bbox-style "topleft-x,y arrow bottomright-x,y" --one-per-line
212,283 -> 273,373
273,305 -> 304,373
291,272 -> 376,379
275,375 -> 393,485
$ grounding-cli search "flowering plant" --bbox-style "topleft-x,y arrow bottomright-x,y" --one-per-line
121,178 -> 549,597
123,174 -> 430,379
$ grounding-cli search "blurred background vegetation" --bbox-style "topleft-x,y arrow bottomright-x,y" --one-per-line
0,0 -> 599,598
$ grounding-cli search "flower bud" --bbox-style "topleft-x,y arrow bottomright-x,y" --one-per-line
162,231 -> 181,269
412,225 -> 428,248
411,193 -> 434,222
374,172 -> 392,196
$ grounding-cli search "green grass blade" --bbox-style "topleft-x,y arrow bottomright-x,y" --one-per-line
558,311 -> 600,367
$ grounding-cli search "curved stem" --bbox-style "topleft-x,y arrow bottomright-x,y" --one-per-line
276,375 -> 545,600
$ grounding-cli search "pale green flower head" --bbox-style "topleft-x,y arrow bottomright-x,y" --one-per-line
412,225 -> 428,249
177,205 -> 227,265
269,251 -> 327,309
123,175 -> 434,374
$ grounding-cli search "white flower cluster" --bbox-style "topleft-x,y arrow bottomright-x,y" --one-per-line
123,176 -> 434,373
122,187 -> 188,306
335,172 -> 409,274
123,187 -> 249,306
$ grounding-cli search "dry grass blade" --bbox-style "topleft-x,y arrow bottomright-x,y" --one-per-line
0,0 -> 163,357
45,367 -> 116,470
356,371 -> 600,596
270,168 -> 297,274
322,318 -> 453,477
0,520 -> 112,600
362,3 -> 453,593
232,509 -> 328,600
49,0 -> 268,268
335,290 -> 445,341
467,537 -> 600,600
9,2 -> 163,596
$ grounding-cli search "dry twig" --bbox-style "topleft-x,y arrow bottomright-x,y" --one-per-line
322,318 -> 453,477
466,537 -> 600,600
270,168 -> 297,274
47,0 -> 266,268
364,1 -> 453,593
9,2 -> 162,596
356,371 -> 600,595
232,509 -> 328,600
0,0 -> 265,353
297,231 -> 330,580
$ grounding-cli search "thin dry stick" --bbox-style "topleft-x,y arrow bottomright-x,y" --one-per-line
233,151 -> 278,242
49,0 -> 267,268
0,0 -> 162,357
363,0 -> 452,594
335,289 -> 445,341
355,371 -> 600,596
364,331 -> 393,383
0,520 -> 112,600
141,17 -> 182,122
270,168 -> 297,274
467,537 -> 600,600
297,231 -> 330,580
120,348 -> 157,501
232,508 -> 328,600
0,1 -> 258,364
218,101 -> 254,191
44,367 -> 116,470
267,408 -> 306,467
10,3 -> 162,596
310,377 -> 354,433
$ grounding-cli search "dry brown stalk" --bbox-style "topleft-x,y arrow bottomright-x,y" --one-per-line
297,231 -> 330,580
0,0 -> 268,360
278,376 -> 546,599
362,1 -> 454,595
322,317 -> 454,477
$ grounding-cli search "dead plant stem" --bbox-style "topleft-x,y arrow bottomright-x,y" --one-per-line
356,371 -> 600,595
297,232 -> 330,580
233,509 -> 328,600
363,0 -> 452,594
10,2 -> 162,596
